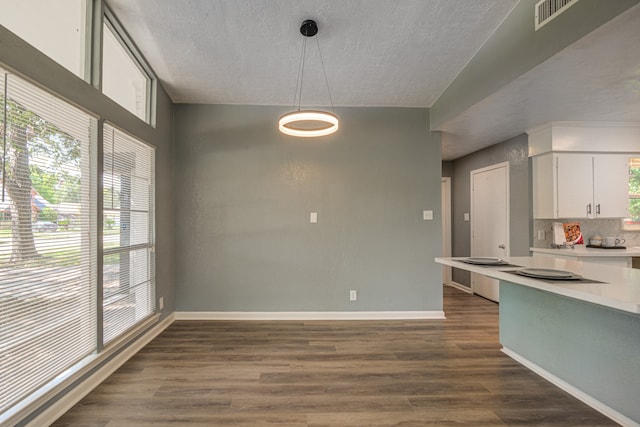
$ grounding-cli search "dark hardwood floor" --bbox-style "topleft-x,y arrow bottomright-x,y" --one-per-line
52,286 -> 618,426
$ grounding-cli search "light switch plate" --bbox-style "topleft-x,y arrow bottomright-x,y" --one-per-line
464,213 -> 470,221
423,210 -> 433,220
310,212 -> 318,223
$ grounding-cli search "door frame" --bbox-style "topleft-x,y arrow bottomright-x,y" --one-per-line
441,177 -> 452,285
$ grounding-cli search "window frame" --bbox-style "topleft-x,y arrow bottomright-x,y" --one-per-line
622,157 -> 640,231
0,66 -> 99,423
102,7 -> 157,126
0,2 -> 162,423
0,0 -> 92,81
101,122 -> 156,346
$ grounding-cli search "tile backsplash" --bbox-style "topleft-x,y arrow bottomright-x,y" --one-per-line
533,218 -> 640,248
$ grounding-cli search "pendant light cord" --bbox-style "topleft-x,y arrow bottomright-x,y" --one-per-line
296,36 -> 308,112
315,35 -> 335,113
291,35 -> 307,112
290,22 -> 334,113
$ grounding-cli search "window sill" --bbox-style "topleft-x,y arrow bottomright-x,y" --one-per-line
621,219 -> 640,232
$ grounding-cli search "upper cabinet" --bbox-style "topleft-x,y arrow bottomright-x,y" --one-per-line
528,122 -> 639,220
528,122 -> 640,156
555,153 -> 593,218
533,153 -> 630,219
591,155 -> 631,218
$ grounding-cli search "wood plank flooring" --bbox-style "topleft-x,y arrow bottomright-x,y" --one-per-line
52,286 -> 618,426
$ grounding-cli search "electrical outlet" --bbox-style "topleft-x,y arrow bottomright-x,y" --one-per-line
310,212 -> 318,223
349,290 -> 357,301
537,230 -> 545,240
159,297 -> 164,310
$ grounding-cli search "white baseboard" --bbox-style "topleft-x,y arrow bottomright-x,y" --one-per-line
27,313 -> 175,427
175,310 -> 445,321
502,347 -> 639,427
445,281 -> 473,294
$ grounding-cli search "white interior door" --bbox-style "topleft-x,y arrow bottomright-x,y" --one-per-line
441,178 -> 452,285
471,162 -> 509,302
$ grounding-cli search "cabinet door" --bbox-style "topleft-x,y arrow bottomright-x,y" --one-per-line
532,153 -> 555,218
556,154 -> 594,218
593,155 -> 630,218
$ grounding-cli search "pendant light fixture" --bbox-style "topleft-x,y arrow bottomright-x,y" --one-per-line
279,19 -> 339,138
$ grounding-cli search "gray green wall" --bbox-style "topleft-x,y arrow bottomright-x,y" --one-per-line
174,105 -> 443,312
450,134 -> 531,287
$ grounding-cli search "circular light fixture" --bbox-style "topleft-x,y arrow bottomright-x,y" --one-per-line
279,110 -> 339,137
279,20 -> 339,138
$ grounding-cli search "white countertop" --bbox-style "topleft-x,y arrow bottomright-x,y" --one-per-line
530,246 -> 640,257
435,256 -> 640,314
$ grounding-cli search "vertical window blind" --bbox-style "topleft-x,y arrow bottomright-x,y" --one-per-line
102,124 -> 155,345
0,68 -> 97,415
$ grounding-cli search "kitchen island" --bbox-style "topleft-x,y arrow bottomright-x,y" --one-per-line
435,256 -> 640,426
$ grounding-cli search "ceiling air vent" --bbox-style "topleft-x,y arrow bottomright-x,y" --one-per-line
535,0 -> 579,31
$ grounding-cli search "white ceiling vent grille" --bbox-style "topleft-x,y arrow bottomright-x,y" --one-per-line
535,0 -> 579,31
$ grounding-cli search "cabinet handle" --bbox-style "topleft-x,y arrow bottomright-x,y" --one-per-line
587,204 -> 592,215
596,204 -> 601,215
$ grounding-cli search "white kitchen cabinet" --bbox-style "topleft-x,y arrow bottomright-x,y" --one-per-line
533,153 -> 630,219
555,153 -> 593,218
592,155 -> 631,217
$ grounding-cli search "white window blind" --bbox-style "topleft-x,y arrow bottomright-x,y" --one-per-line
102,124 -> 154,345
0,68 -> 97,416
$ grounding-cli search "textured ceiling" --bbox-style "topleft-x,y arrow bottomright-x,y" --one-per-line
438,3 -> 640,160
106,0 -> 518,107
106,1 -> 640,159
